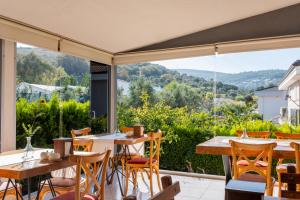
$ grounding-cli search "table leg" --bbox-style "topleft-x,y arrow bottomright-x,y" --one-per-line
35,176 -> 44,200
107,144 -> 135,196
27,178 -> 31,200
2,179 -> 23,200
12,179 -> 23,200
222,155 -> 232,184
47,178 -> 56,197
2,179 -> 10,200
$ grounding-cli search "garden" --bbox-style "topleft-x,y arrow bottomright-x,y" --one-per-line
17,94 -> 300,176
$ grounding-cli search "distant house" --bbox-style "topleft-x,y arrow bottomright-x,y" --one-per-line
255,86 -> 287,123
279,60 -> 300,125
17,82 -> 86,101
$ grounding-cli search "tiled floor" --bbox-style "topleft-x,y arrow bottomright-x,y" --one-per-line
105,171 -> 226,200
105,171 -> 281,200
32,171 -> 280,200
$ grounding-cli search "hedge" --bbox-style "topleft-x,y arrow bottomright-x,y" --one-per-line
17,95 -> 300,176
16,96 -> 107,148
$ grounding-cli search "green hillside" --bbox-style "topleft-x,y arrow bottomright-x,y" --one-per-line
17,47 -> 89,86
176,69 -> 287,89
17,47 -> 59,66
117,63 -> 243,99
17,46 -> 287,91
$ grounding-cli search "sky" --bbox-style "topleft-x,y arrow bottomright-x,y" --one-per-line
152,47 -> 300,74
17,43 -> 34,48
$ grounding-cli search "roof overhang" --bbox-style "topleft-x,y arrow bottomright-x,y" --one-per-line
115,3 -> 300,64
1,1 -> 300,64
279,66 -> 300,90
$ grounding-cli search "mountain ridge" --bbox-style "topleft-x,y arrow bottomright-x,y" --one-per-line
175,68 -> 287,89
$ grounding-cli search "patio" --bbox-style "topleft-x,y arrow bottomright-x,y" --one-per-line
36,171 -> 226,200
1,1 -> 300,200
105,172 -> 226,200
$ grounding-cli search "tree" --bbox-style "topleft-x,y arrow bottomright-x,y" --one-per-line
160,81 -> 202,110
17,52 -> 66,85
57,55 -> 89,80
56,75 -> 77,86
128,77 -> 155,107
80,73 -> 90,87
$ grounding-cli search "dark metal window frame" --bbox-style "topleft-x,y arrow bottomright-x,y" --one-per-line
90,61 -> 112,132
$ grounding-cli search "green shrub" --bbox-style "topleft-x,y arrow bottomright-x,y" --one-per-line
16,94 -> 300,176
16,96 -> 106,148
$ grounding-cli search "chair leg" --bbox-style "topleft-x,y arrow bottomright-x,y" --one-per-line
278,171 -> 282,197
266,178 -> 273,196
155,167 -> 162,191
140,169 -> 146,182
133,169 -> 137,189
108,158 -> 114,184
149,167 -> 154,196
121,158 -> 125,176
125,165 -> 130,196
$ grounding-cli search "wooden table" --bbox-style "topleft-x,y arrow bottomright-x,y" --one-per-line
196,136 -> 297,183
114,134 -> 149,145
0,149 -> 74,200
76,133 -> 149,156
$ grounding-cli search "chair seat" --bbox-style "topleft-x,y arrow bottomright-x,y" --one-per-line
115,152 -> 140,158
42,177 -> 85,187
51,191 -> 98,200
276,163 -> 296,172
237,160 -> 268,167
127,157 -> 156,164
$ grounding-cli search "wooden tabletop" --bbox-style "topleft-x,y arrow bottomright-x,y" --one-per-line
76,133 -> 150,145
114,135 -> 149,145
196,136 -> 297,159
0,149 -> 99,180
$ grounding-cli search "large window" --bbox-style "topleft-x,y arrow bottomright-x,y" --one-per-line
16,43 -> 108,149
116,47 -> 300,174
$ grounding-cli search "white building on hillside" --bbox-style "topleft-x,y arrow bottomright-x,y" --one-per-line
279,60 -> 300,125
255,86 -> 287,123
17,82 -> 87,101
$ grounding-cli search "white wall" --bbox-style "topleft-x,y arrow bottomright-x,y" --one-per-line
287,81 -> 300,124
288,81 -> 300,109
257,93 -> 287,121
1,40 -> 16,152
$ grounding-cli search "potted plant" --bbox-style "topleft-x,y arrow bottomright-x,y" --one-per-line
22,123 -> 41,151
22,123 -> 41,160
132,117 -> 144,137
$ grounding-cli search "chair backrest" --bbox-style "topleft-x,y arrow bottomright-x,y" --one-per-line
276,132 -> 300,140
51,139 -> 93,179
78,150 -> 111,200
291,142 -> 300,173
73,139 -> 93,152
71,127 -> 91,138
229,140 -> 277,179
280,165 -> 300,199
236,130 -> 271,139
149,130 -> 162,166
120,127 -> 134,133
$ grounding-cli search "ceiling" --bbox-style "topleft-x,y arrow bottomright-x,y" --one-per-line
1,0 -> 300,53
